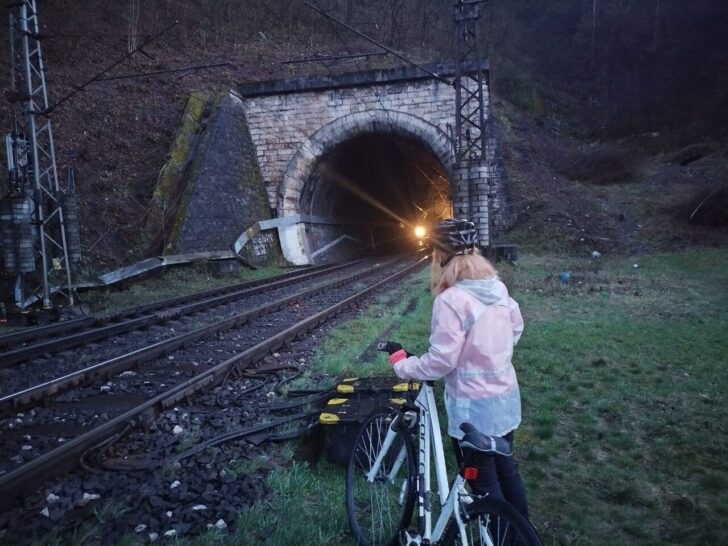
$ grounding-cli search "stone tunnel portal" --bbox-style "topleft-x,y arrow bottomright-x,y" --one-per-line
239,61 -> 496,266
300,132 -> 451,263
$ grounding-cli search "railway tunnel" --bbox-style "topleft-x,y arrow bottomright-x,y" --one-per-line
236,61 -> 497,266
298,131 -> 451,262
167,61 -> 500,266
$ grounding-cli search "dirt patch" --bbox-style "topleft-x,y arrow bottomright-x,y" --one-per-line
560,148 -> 638,185
497,97 -> 728,254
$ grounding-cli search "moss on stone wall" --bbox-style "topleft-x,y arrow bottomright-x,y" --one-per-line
238,113 -> 270,216
143,92 -> 208,254
163,118 -> 211,255
146,91 -> 280,264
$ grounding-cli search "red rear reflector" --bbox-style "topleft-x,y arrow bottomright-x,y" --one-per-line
463,467 -> 478,480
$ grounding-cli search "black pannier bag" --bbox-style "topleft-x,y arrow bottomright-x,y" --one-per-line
319,376 -> 419,466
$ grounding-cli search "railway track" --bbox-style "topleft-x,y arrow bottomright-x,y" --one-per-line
0,257 -> 394,413
0,255 -> 427,514
0,259 -> 363,367
0,259 -> 385,402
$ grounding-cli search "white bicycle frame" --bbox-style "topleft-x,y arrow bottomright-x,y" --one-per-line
366,382 -> 474,545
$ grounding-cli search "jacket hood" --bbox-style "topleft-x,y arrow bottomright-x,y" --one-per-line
455,278 -> 507,306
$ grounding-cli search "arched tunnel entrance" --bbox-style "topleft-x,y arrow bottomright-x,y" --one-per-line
300,132 -> 451,263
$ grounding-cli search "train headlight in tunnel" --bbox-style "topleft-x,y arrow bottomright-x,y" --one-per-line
414,225 -> 426,239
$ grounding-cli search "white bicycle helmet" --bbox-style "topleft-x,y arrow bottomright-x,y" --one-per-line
431,218 -> 478,266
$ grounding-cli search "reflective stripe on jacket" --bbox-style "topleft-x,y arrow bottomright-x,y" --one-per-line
393,277 -> 524,439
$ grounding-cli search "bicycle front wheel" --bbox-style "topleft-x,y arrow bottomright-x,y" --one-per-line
345,409 -> 416,546
441,496 -> 542,546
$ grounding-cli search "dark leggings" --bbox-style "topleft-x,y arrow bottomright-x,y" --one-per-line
451,431 -> 530,520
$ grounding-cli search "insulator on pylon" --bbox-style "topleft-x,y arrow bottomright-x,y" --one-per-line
61,193 -> 81,264
13,197 -> 34,273
0,196 -> 34,273
0,199 -> 17,272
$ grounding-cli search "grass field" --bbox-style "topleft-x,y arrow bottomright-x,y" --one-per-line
30,250 -> 727,545
201,248 -> 728,546
79,263 -> 287,315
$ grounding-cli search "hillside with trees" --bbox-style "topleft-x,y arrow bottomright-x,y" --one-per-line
1,0 -> 726,267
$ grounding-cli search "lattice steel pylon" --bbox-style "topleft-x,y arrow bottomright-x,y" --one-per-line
453,0 -> 487,162
5,0 -> 75,309
452,0 -> 491,246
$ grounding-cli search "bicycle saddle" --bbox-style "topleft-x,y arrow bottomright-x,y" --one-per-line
459,422 -> 513,456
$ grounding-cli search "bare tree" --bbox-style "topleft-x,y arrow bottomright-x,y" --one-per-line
127,0 -> 140,53
652,0 -> 661,52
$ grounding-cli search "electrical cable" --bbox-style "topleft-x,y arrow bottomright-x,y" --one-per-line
255,2 -> 435,223
266,388 -> 334,411
95,62 -> 231,82
171,411 -> 318,463
304,1 -> 451,85
48,20 -> 180,114
315,4 -> 448,217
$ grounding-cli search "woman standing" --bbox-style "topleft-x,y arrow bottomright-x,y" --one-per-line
388,218 -> 530,519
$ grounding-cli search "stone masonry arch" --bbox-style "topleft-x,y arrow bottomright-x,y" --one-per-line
278,109 -> 454,216
236,60 -> 508,265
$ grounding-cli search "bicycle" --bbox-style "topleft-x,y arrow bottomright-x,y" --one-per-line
345,343 -> 542,546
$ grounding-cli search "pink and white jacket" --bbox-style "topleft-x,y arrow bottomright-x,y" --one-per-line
393,277 -> 524,439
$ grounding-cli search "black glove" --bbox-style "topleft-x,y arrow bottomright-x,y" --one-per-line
378,341 -> 414,357
378,341 -> 403,355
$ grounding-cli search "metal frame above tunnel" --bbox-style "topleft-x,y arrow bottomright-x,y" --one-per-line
277,110 -> 455,265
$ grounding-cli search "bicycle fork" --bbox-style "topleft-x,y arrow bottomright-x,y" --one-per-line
365,414 -> 407,485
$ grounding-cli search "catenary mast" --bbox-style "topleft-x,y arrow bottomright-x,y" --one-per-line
3,0 -> 78,310
452,0 -> 492,247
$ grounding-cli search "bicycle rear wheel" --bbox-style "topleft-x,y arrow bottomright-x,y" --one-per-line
345,409 -> 417,546
441,496 -> 542,546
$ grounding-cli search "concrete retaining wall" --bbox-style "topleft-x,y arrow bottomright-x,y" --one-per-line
174,92 -> 276,264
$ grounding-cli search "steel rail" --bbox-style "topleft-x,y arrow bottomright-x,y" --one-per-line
0,256 -> 427,510
0,257 -> 402,413
0,260 -> 361,350
0,260 -> 364,366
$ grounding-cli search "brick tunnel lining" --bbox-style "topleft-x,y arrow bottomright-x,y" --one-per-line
301,132 -> 450,257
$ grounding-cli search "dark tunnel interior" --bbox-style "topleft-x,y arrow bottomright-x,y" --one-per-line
301,133 -> 451,261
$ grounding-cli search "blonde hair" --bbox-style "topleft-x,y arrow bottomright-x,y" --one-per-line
430,248 -> 498,295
